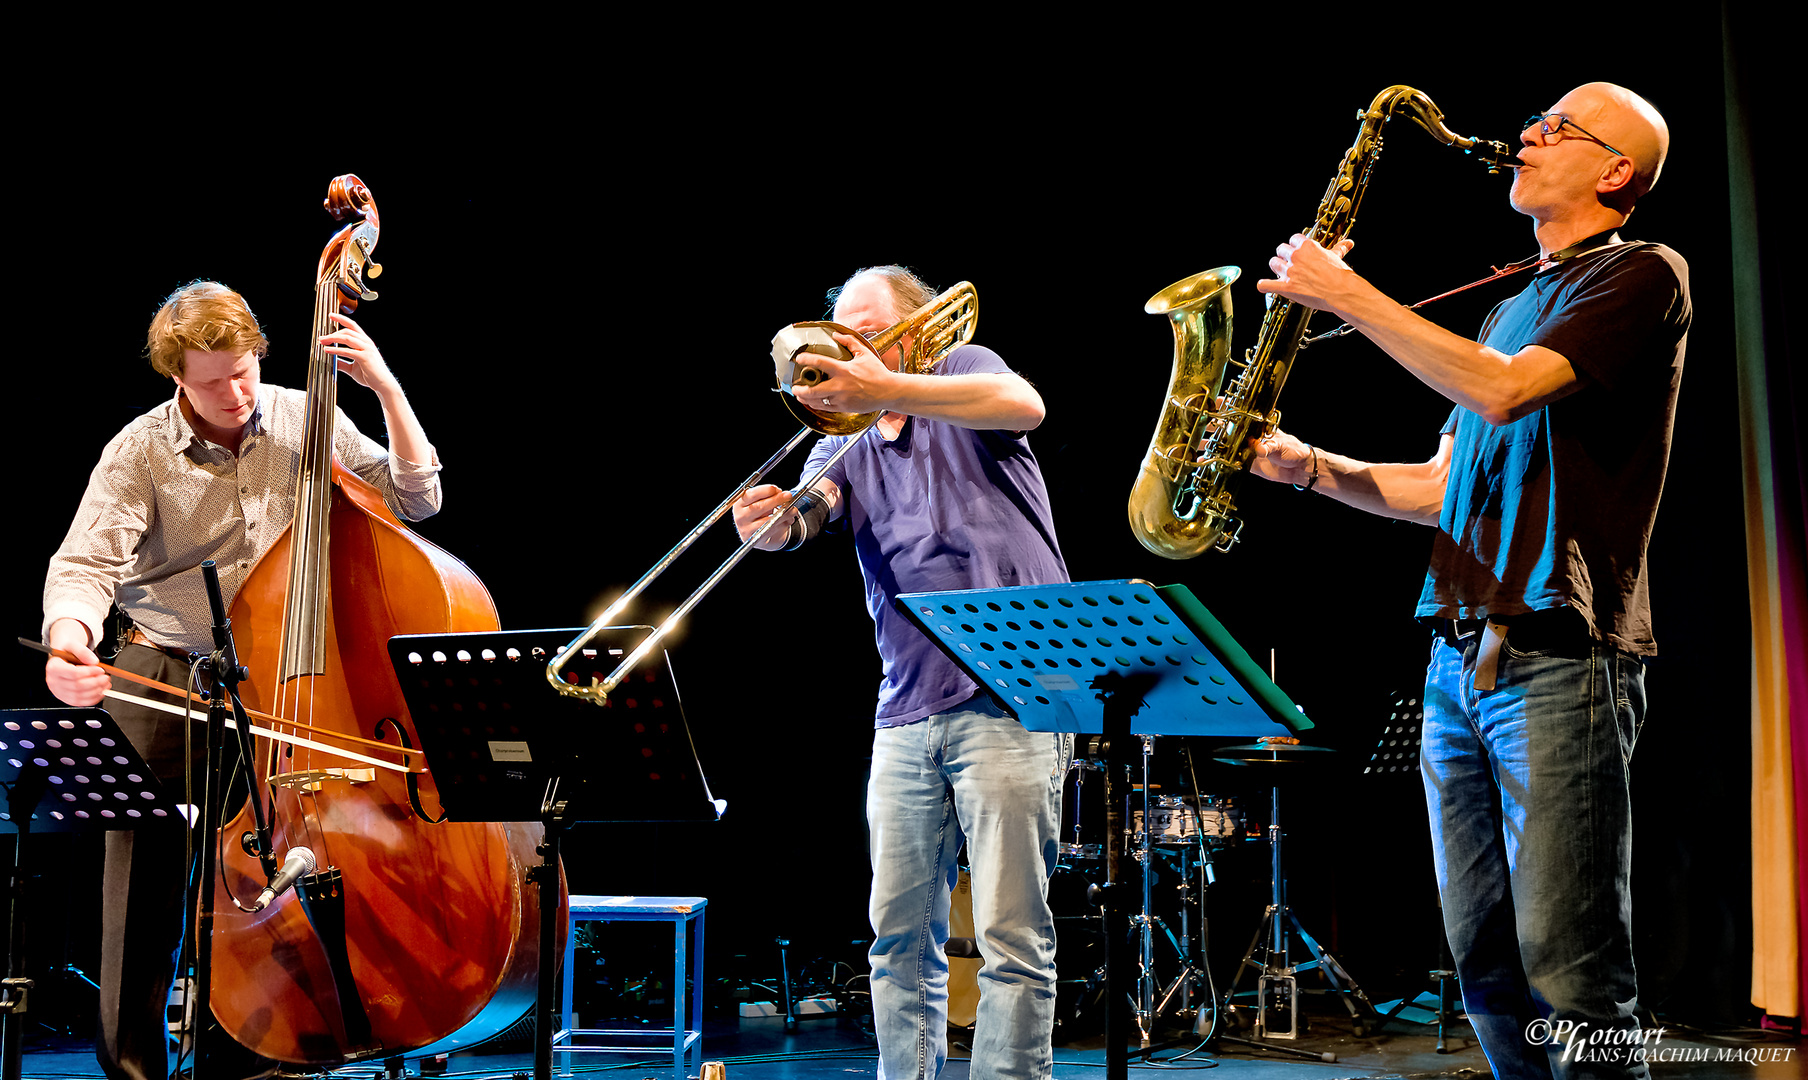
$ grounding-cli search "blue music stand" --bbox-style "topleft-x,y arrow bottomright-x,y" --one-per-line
894,579 -> 1313,737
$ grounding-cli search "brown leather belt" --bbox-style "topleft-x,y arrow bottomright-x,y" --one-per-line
1432,609 -> 1586,692
124,626 -> 195,662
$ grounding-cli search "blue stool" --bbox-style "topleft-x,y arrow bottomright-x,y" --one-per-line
556,895 -> 706,1076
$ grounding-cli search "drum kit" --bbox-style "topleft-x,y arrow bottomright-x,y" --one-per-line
1048,735 -> 1378,1054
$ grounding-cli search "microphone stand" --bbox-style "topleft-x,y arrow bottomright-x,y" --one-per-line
189,560 -> 275,1080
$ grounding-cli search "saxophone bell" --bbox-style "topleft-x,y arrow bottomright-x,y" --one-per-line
1128,266 -> 1244,559
1128,87 -> 1506,559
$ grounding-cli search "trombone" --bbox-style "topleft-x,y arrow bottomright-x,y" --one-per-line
546,282 -> 979,704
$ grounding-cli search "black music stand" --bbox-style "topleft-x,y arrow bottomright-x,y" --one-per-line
895,580 -> 1312,1080
0,708 -> 185,1080
1364,688 -> 1464,1051
388,627 -> 721,1080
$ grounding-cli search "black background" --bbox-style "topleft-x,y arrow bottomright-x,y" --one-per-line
8,15 -> 1760,1030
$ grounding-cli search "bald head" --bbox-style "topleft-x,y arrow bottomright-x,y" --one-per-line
1557,82 -> 1670,209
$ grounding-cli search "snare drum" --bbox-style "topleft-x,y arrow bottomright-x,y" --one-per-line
1192,795 -> 1246,840
1130,795 -> 1245,846
1057,842 -> 1103,863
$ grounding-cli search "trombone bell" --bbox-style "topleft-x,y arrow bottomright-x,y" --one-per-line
770,281 -> 979,436
771,323 -> 883,435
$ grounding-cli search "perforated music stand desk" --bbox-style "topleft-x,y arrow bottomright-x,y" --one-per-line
387,627 -> 718,827
1,708 -> 185,1080
387,627 -> 719,1080
895,579 -> 1313,738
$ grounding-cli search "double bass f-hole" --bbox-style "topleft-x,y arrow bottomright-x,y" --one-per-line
374,714 -> 444,825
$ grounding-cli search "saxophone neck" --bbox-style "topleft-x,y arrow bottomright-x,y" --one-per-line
1374,85 -> 1516,173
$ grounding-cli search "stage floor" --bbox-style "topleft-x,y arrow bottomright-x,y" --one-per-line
13,1006 -> 1798,1079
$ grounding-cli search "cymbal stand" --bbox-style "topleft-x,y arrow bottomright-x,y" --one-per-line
1222,785 -> 1378,1043
1146,841 -> 1215,1035
1127,738 -> 1218,1048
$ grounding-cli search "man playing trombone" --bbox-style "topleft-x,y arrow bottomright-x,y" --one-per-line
734,265 -> 1069,1080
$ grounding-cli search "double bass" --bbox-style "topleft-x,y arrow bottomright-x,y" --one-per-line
208,175 -> 559,1065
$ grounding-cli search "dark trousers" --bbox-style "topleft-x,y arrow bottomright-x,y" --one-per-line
96,644 -> 269,1080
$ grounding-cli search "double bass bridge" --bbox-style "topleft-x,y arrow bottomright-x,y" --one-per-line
270,768 -> 377,793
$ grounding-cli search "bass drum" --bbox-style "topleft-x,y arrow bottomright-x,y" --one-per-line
952,758 -> 1110,1030
945,868 -> 1108,1040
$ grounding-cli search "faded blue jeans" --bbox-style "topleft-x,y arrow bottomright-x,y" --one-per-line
1422,619 -> 1649,1080
867,694 -> 1068,1080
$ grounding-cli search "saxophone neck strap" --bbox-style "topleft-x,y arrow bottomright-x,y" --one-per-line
1301,231 -> 1626,347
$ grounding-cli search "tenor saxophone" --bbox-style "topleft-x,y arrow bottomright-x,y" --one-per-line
1128,86 -> 1511,558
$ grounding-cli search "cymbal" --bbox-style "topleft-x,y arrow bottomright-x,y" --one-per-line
1214,741 -> 1336,754
1213,741 -> 1336,765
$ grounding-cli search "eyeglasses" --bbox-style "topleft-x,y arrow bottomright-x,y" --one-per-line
1523,113 -> 1624,158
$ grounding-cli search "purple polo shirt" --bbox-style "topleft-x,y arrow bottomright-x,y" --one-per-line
800,344 -> 1068,727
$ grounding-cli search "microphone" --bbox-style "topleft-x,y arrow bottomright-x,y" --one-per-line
248,846 -> 316,912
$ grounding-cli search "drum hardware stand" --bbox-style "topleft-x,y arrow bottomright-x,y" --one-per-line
1220,783 -> 1379,1046
1124,793 -> 1223,1052
1056,758 -> 1103,867
772,935 -> 846,1033
1124,737 -> 1216,1050
776,936 -> 797,1033
1142,843 -> 1217,1040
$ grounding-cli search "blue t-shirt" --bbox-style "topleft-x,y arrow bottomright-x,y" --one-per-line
801,344 -> 1069,726
1416,238 -> 1689,655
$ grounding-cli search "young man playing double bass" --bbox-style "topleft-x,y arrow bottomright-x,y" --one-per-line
41,281 -> 441,1080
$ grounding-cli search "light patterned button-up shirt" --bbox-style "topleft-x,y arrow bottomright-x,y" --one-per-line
43,383 -> 442,653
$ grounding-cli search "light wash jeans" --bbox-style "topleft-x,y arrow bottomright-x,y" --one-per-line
1422,623 -> 1648,1080
867,695 -> 1069,1080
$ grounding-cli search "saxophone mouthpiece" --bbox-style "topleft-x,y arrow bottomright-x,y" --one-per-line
1472,139 -> 1519,173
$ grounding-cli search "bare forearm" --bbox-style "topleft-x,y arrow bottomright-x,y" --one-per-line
371,383 -> 435,466
48,617 -> 92,650
1260,238 -> 1578,426
1251,430 -> 1449,525
1312,449 -> 1446,525
1334,284 -> 1563,424
733,481 -> 843,551
886,372 -> 1045,430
